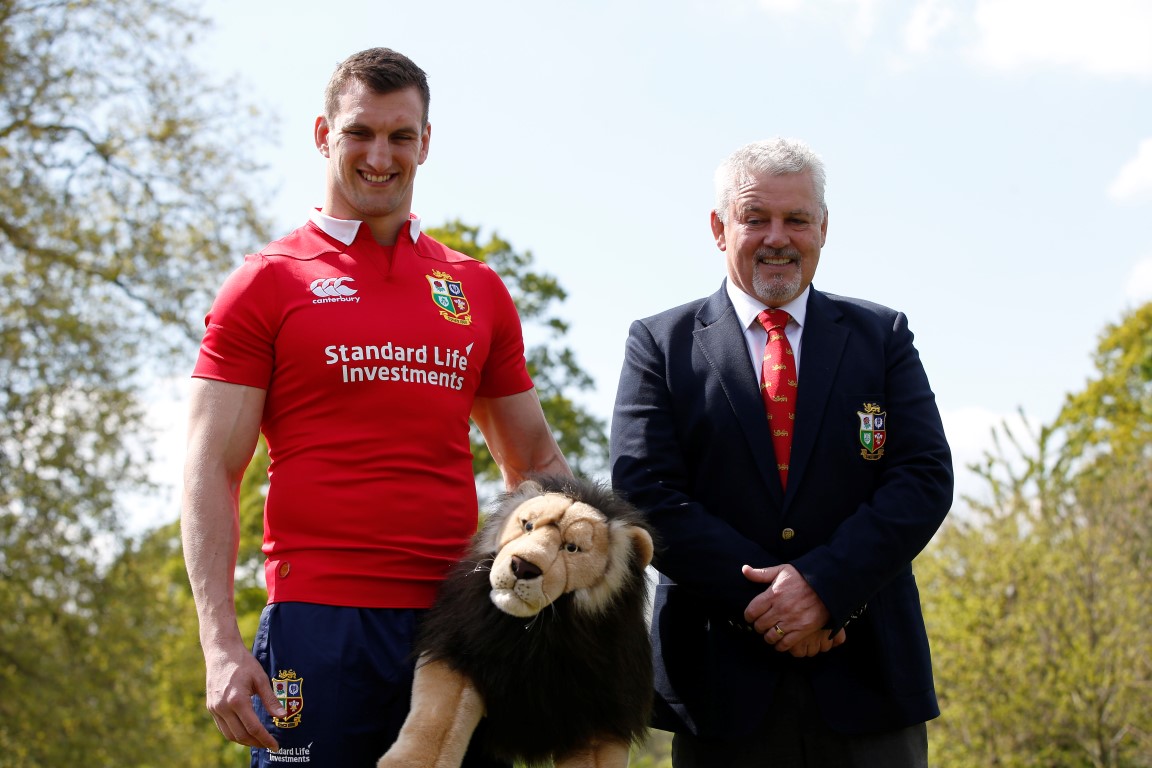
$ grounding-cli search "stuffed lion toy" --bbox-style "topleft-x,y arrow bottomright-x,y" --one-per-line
377,475 -> 655,768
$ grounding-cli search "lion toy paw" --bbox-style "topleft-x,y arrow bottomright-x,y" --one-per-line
378,475 -> 655,768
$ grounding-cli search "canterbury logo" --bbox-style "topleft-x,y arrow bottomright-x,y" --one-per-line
310,276 -> 357,297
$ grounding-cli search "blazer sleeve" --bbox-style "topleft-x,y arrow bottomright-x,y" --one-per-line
791,307 -> 954,629
611,314 -> 779,619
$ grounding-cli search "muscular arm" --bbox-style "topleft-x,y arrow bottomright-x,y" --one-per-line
181,378 -> 284,749
471,388 -> 571,490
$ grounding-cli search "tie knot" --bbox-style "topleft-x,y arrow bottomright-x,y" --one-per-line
757,308 -> 791,332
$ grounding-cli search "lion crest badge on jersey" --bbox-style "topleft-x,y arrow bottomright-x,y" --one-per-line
427,270 -> 472,326
271,670 -> 304,728
857,403 -> 887,461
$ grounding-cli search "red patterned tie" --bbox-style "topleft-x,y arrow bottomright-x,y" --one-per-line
758,309 -> 797,488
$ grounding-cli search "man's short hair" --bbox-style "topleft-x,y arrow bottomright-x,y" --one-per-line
324,47 -> 431,126
714,138 -> 827,224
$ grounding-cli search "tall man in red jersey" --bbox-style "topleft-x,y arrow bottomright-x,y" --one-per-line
181,48 -> 570,767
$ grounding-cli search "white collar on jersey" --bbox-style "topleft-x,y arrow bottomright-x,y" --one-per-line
308,209 -> 422,246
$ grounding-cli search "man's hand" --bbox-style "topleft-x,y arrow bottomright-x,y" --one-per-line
741,563 -> 843,655
204,641 -> 286,750
785,627 -> 847,657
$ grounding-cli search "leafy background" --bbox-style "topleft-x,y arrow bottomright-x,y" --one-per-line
1,1 -> 1149,765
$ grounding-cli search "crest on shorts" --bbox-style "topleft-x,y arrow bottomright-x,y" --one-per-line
427,271 -> 473,326
272,670 -> 304,729
857,403 -> 886,461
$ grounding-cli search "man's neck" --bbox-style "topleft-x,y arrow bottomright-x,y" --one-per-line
361,216 -> 406,246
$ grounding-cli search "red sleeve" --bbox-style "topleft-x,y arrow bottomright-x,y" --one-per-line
192,255 -> 278,389
475,264 -> 534,399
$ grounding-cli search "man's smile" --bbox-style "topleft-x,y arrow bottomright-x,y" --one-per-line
756,247 -> 801,266
360,170 -> 395,184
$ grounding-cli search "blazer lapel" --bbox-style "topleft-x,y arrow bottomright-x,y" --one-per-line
787,288 -> 848,502
693,284 -> 782,500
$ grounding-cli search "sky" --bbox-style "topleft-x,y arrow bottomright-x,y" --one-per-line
136,0 -> 1152,530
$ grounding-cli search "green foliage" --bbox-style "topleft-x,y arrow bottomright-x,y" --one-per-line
0,520 -> 248,766
1059,302 -> 1152,467
0,0 -> 267,761
628,730 -> 674,767
425,221 -> 608,481
0,0 -> 606,761
920,302 -> 1152,767
118,524 -> 252,767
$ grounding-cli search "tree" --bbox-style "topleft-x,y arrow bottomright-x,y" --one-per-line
0,0 -> 268,760
1059,302 -> 1152,469
1048,302 -> 1152,766
0,2 -> 609,760
920,303 -> 1152,767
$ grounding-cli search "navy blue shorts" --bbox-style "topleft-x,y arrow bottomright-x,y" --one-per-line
249,602 -> 510,768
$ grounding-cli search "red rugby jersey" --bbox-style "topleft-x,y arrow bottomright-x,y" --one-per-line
193,216 -> 532,608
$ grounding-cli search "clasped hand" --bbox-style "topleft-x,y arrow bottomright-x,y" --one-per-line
742,563 -> 846,657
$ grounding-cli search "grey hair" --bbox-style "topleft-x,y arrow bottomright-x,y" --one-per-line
713,138 -> 827,224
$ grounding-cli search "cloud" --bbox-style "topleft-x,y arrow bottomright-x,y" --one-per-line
1109,138 -> 1152,203
757,0 -> 804,10
1125,256 -> 1152,305
755,0 -> 882,46
748,0 -> 1152,78
903,0 -> 956,54
971,0 -> 1152,76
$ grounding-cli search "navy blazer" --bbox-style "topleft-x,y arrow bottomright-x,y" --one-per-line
610,282 -> 953,738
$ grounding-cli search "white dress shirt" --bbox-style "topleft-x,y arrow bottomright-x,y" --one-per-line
725,281 -> 810,379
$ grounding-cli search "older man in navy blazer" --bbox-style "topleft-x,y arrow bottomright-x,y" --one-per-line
610,138 -> 953,767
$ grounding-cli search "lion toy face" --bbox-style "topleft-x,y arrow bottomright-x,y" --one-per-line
481,488 -> 652,618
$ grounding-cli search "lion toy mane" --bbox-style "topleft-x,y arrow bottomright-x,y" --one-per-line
377,475 -> 655,768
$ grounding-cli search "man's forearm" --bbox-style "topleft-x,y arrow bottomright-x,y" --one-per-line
181,467 -> 245,650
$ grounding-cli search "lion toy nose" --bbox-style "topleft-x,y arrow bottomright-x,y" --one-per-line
510,555 -> 542,580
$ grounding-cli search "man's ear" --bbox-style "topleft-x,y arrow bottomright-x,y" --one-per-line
418,121 -> 431,165
315,115 -> 330,157
710,210 -> 727,251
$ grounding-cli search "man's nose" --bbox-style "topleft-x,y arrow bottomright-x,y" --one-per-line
761,220 -> 788,248
365,138 -> 392,169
